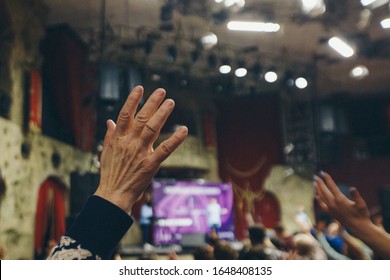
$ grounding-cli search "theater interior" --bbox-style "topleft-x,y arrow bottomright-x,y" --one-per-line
0,0 -> 390,260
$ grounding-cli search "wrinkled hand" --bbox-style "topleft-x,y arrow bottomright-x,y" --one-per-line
314,171 -> 371,235
94,86 -> 188,213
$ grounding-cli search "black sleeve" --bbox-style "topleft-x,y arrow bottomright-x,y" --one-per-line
65,195 -> 133,259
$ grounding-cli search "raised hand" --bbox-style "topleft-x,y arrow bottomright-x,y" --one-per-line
94,86 -> 188,213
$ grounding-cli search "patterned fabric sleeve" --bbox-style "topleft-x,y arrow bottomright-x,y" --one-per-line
47,195 -> 133,260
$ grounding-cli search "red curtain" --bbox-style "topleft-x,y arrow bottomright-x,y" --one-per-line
34,177 -> 66,257
42,25 -> 97,151
216,95 -> 283,240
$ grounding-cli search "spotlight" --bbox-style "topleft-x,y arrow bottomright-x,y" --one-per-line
265,71 -> 278,83
219,57 -> 231,74
201,32 -> 218,50
349,65 -> 369,79
295,77 -> 308,89
235,60 -> 247,77
219,65 -> 231,74
235,68 -> 247,77
381,18 -> 390,29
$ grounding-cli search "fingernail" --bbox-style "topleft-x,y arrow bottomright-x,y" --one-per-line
156,88 -> 166,97
165,99 -> 175,108
133,86 -> 143,96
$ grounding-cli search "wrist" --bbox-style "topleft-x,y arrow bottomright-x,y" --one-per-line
94,188 -> 135,215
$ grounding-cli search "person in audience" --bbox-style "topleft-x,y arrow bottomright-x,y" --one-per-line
193,244 -> 214,260
214,241 -> 238,260
239,224 -> 287,260
314,171 -> 390,259
139,193 -> 154,245
47,86 -> 188,259
288,233 -> 325,260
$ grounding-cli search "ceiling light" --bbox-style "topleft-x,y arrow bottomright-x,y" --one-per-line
201,32 -> 218,50
361,0 -> 377,6
328,37 -> 355,58
360,0 -> 388,8
264,71 -> 278,83
224,0 -> 245,8
295,77 -> 308,89
219,65 -> 231,74
214,0 -> 224,3
301,0 -> 326,17
349,65 -> 369,79
381,18 -> 390,28
235,68 -> 247,77
227,21 -> 281,32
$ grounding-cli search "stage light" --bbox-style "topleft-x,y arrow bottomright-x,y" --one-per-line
349,65 -> 369,79
295,77 -> 308,89
219,65 -> 231,74
264,71 -> 278,83
361,0 -> 377,6
224,0 -> 245,8
301,0 -> 326,17
381,18 -> 390,28
235,67 -> 247,77
360,0 -> 388,8
201,32 -> 218,50
328,37 -> 355,58
227,21 -> 281,32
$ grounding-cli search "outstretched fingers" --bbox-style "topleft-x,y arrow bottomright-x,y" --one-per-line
152,126 -> 188,164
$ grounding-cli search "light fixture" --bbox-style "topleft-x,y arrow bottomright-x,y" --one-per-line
224,0 -> 245,8
295,77 -> 308,89
227,21 -> 281,32
349,65 -> 369,79
328,37 -> 355,58
361,0 -> 377,6
214,0 -> 224,3
201,32 -> 218,50
219,57 -> 231,74
219,65 -> 231,74
301,0 -> 326,17
264,71 -> 278,83
360,0 -> 388,8
381,18 -> 390,28
235,68 -> 247,77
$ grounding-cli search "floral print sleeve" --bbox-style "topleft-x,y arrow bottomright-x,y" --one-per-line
47,196 -> 133,260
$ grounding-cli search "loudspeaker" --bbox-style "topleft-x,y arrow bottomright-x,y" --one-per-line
180,233 -> 206,248
70,172 -> 100,215
380,186 -> 390,233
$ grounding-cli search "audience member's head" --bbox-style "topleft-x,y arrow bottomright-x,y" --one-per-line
214,241 -> 238,260
193,245 -> 214,260
248,224 -> 266,245
292,233 -> 317,260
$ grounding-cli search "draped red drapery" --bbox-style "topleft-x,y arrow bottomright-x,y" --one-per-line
34,177 -> 66,258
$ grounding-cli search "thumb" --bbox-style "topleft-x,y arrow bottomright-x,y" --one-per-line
103,119 -> 116,148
